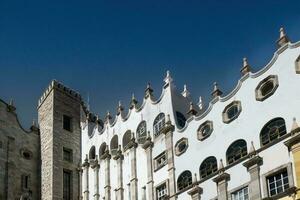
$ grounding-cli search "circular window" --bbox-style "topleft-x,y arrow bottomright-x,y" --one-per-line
197,121 -> 213,140
20,148 -> 33,160
175,138 -> 188,156
222,101 -> 242,124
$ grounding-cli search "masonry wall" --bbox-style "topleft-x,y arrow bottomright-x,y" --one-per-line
0,99 -> 40,200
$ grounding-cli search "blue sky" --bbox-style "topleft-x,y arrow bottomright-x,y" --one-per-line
1,0 -> 300,128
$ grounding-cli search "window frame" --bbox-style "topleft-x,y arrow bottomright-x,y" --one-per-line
226,139 -> 248,165
197,120 -> 213,141
260,118 -> 286,147
222,101 -> 242,124
153,113 -> 166,138
63,147 -> 73,163
154,151 -> 168,171
154,180 -> 169,200
199,156 -> 218,179
231,186 -> 249,200
63,169 -> 72,200
177,170 -> 193,192
255,75 -> 279,101
174,138 -> 188,156
136,121 -> 147,144
62,114 -> 72,132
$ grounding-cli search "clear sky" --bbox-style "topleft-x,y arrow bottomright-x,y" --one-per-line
1,0 -> 300,128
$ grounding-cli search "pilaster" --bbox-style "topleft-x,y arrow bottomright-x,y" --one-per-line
101,150 -> 112,200
114,146 -> 124,200
161,115 -> 176,200
82,157 -> 90,200
91,158 -> 100,200
129,140 -> 138,200
213,172 -> 230,200
243,155 -> 263,200
142,134 -> 154,200
188,186 -> 203,200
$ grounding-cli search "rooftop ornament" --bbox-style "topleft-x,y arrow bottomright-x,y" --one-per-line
181,84 -> 191,98
211,82 -> 223,98
129,93 -> 138,109
277,27 -> 290,48
240,57 -> 251,76
187,102 -> 198,116
144,83 -> 154,99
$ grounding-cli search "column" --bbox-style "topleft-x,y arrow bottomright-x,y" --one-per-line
78,167 -> 83,200
114,145 -> 124,200
243,155 -> 263,200
102,149 -> 112,200
285,122 -> 300,199
188,186 -> 203,200
142,133 -> 154,200
162,115 -> 176,200
82,156 -> 90,200
212,172 -> 230,200
129,140 -> 138,200
91,158 -> 100,200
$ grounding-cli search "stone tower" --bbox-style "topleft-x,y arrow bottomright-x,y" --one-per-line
38,80 -> 82,200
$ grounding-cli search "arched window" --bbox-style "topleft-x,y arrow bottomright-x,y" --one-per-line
153,113 -> 165,138
177,170 -> 193,191
89,146 -> 96,160
226,139 -> 247,165
260,118 -> 286,146
99,142 -> 107,158
136,121 -> 147,144
110,135 -> 118,156
199,156 -> 218,179
176,111 -> 186,129
123,130 -> 132,150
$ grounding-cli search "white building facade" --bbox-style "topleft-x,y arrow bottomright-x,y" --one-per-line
80,29 -> 300,200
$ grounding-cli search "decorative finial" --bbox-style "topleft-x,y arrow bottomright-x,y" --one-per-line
218,159 -> 225,173
164,70 -> 173,86
249,141 -> 256,157
105,111 -> 112,123
9,99 -> 14,106
187,102 -> 198,116
197,96 -> 204,110
166,114 -> 171,124
277,27 -> 290,48
145,83 -> 154,99
211,82 -> 223,98
291,117 -> 300,135
85,154 -> 88,162
131,131 -> 135,140
181,84 -> 191,98
130,93 -> 138,109
241,57 -> 251,75
194,173 -> 198,183
117,101 -> 124,115
146,131 -> 151,140
7,98 -> 16,112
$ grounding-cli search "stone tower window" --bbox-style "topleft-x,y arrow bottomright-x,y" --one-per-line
199,156 -> 218,179
63,147 -> 73,162
255,75 -> 279,101
260,118 -> 286,147
21,174 -> 30,190
63,115 -> 72,132
226,139 -> 247,165
197,120 -> 213,141
222,101 -> 242,123
177,170 -> 193,191
0,141 -> 2,149
63,169 -> 72,200
156,182 -> 168,200
153,113 -> 165,138
136,121 -> 147,144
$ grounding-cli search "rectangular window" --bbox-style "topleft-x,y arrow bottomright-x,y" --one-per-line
21,174 -> 30,190
63,115 -> 72,132
231,187 -> 249,200
0,141 -> 2,149
154,151 -> 167,171
63,147 -> 73,162
156,183 -> 167,200
63,170 -> 72,200
267,169 -> 289,197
